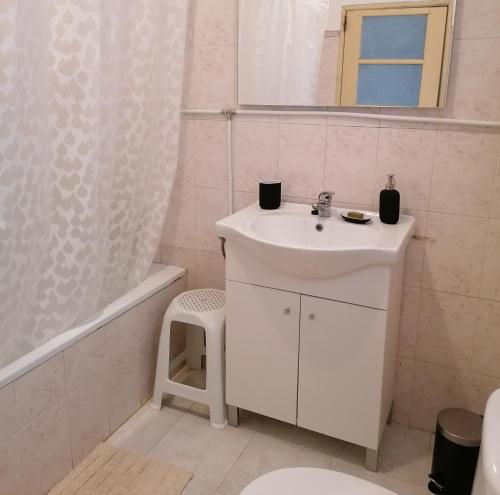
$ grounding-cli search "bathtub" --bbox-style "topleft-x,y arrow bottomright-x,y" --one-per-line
0,263 -> 186,389
0,262 -> 187,494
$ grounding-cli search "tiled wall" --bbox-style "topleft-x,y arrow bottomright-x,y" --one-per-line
160,0 -> 500,433
0,278 -> 185,495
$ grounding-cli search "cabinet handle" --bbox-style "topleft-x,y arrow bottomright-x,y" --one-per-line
309,313 -> 315,320
284,308 -> 290,315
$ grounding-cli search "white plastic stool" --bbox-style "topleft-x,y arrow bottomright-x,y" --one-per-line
151,288 -> 227,429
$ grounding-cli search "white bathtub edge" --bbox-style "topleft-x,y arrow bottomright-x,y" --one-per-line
0,263 -> 186,389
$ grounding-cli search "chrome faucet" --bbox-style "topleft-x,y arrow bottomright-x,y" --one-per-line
312,191 -> 334,217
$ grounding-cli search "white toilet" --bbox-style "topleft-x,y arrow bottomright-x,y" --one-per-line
241,389 -> 500,495
472,388 -> 500,495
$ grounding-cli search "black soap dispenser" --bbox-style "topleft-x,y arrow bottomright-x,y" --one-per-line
379,173 -> 400,224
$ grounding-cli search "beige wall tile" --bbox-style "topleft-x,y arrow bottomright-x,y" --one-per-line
279,111 -> 327,126
0,431 -> 27,494
196,250 -> 225,289
234,191 -> 258,211
449,39 -> 500,78
190,45 -> 235,109
234,121 -> 279,193
175,119 -> 197,187
416,290 -> 478,370
278,124 -> 326,199
430,131 -> 499,217
64,329 -> 105,393
409,361 -> 468,431
138,281 -> 186,351
403,210 -> 428,288
492,155 -> 500,218
67,370 -> 110,465
153,245 -> 161,263
195,187 -> 228,252
404,240 -> 425,288
181,45 -> 194,108
0,384 -> 18,442
466,373 -> 500,416
162,186 -> 197,248
108,346 -> 143,433
443,73 -> 500,122
324,126 -> 378,205
15,354 -> 66,426
20,399 -> 72,495
191,0 -> 236,47
472,299 -> 500,378
398,286 -> 421,359
161,245 -> 197,290
375,128 -> 436,210
393,357 -> 414,425
454,0 -> 500,40
423,213 -> 488,296
481,219 -> 500,301
180,119 -> 228,189
104,307 -> 139,363
138,338 -> 159,406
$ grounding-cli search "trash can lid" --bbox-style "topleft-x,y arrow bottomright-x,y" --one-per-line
437,408 -> 483,447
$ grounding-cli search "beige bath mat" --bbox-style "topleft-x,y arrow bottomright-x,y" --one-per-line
48,443 -> 192,495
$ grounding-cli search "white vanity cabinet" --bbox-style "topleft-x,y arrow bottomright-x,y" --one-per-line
225,278 -> 396,471
216,202 -> 415,471
297,296 -> 387,449
225,281 -> 300,424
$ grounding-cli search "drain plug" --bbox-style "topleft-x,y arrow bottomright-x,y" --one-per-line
315,223 -> 323,232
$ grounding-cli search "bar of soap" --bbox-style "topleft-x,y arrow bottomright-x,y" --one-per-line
347,211 -> 364,220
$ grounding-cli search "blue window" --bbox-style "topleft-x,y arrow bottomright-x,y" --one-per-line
360,15 -> 428,60
357,64 -> 423,106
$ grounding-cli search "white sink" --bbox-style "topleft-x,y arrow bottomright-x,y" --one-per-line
216,202 -> 415,278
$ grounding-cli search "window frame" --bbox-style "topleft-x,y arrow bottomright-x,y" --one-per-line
335,1 -> 454,108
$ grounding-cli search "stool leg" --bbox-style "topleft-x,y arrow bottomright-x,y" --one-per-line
151,312 -> 173,410
205,322 -> 227,429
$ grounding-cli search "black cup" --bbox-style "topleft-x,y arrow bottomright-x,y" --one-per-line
259,180 -> 281,210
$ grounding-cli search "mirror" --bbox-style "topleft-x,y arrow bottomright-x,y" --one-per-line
237,0 -> 453,108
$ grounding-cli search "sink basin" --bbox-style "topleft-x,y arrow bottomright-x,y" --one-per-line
216,202 -> 415,279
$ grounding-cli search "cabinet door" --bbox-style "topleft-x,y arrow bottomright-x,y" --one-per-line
226,281 -> 300,424
297,295 -> 387,449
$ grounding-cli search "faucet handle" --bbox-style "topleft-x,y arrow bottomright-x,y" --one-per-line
318,191 -> 334,204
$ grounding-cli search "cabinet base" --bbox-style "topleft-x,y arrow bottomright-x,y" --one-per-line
228,405 -> 239,427
365,448 -> 379,472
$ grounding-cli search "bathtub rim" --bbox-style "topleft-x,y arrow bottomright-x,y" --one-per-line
0,263 -> 186,389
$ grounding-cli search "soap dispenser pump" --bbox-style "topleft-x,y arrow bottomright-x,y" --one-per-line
379,173 -> 400,224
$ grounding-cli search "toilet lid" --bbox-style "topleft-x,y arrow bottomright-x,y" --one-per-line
240,468 -> 398,495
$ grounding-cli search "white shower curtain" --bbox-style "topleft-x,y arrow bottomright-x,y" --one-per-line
238,0 -> 330,105
0,0 -> 188,368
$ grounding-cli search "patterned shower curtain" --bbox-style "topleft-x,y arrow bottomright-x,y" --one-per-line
0,0 -> 188,368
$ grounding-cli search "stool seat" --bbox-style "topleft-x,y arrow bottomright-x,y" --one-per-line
177,288 -> 225,313
151,289 -> 227,429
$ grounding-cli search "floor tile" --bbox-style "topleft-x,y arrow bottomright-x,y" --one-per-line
378,424 -> 431,485
149,412 -> 252,491
107,401 -> 185,454
230,432 -> 332,479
